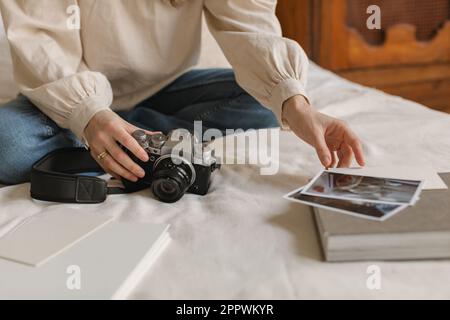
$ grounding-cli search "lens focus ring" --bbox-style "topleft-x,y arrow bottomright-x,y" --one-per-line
151,155 -> 195,203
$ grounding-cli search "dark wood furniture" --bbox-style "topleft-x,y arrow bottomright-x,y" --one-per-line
276,0 -> 450,113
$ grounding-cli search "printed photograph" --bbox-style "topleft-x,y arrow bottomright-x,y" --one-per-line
301,171 -> 423,205
286,189 -> 407,221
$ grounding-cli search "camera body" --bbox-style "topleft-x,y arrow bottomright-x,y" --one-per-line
122,130 -> 220,203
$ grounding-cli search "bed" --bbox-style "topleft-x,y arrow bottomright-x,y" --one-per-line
1,15 -> 450,299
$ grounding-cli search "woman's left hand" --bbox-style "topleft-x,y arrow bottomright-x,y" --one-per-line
282,95 -> 365,168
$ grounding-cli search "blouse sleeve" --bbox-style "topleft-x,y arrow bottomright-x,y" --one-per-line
204,0 -> 309,127
0,0 -> 113,139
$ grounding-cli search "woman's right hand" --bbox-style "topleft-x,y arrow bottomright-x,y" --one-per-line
84,110 -> 156,182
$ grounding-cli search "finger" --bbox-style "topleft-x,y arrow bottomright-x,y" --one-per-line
314,133 -> 332,168
89,148 -> 118,179
345,131 -> 365,167
330,151 -> 338,168
337,144 -> 353,168
126,123 -> 162,137
114,128 -> 149,162
97,161 -> 121,181
326,142 -> 338,169
105,140 -> 146,178
102,155 -> 139,182
90,147 -> 139,182
143,129 -> 162,135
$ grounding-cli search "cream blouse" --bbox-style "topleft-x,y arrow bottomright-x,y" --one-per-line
0,0 -> 309,139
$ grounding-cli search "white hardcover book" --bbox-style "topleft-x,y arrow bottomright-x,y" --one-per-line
0,222 -> 170,300
0,209 -> 113,267
313,174 -> 450,262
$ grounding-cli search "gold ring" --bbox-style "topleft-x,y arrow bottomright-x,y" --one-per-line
97,151 -> 108,161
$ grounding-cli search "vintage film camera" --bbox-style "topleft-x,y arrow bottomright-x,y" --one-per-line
123,130 -> 220,203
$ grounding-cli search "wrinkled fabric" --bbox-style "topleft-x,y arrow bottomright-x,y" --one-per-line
0,0 -> 309,139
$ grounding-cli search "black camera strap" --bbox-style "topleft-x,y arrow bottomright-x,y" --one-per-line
30,148 -> 125,204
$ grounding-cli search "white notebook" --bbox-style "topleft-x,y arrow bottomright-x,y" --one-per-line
0,209 -> 113,267
0,222 -> 170,300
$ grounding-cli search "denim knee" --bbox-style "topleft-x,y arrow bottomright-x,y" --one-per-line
0,107 -> 36,184
0,98 -> 83,185
0,98 -> 60,184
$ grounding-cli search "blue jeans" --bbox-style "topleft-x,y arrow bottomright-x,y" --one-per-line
0,69 -> 278,185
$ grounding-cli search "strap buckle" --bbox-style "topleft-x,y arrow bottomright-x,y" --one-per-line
75,176 -> 108,203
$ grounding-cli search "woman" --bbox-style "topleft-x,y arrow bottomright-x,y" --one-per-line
0,0 -> 364,185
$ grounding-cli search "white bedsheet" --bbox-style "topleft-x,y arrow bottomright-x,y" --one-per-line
1,62 -> 450,299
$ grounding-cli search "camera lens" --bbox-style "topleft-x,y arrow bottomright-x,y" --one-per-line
160,179 -> 177,195
151,156 -> 195,203
152,178 -> 182,202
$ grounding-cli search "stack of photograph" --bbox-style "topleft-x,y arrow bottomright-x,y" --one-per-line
285,171 -> 424,221
284,172 -> 450,262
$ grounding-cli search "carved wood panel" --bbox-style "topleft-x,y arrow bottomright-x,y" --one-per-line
317,0 -> 450,70
276,0 -> 450,112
